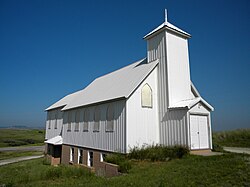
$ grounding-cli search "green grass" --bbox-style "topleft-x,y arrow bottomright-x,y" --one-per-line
213,128 -> 250,148
0,153 -> 249,187
0,129 -> 45,147
0,151 -> 43,160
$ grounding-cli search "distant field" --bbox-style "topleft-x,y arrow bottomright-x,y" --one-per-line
0,154 -> 249,187
0,151 -> 43,160
213,128 -> 250,148
0,129 -> 45,147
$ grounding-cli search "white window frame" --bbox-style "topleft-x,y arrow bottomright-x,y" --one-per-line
87,151 -> 93,167
141,83 -> 153,108
78,149 -> 83,164
100,153 -> 106,162
70,147 -> 74,162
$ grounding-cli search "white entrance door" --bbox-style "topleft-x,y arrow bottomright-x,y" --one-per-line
190,115 -> 209,149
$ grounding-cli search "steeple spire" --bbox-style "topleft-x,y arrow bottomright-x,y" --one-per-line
165,9 -> 168,23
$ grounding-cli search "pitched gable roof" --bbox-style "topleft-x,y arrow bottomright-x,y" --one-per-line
46,58 -> 159,111
45,90 -> 81,111
143,21 -> 191,39
169,97 -> 214,111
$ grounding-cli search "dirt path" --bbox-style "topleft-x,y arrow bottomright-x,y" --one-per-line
0,145 -> 44,152
223,147 -> 250,154
0,155 -> 44,166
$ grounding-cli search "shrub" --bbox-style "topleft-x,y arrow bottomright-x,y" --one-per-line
62,165 -> 91,178
3,140 -> 28,146
212,143 -> 224,152
104,153 -> 131,173
43,167 -> 62,180
42,157 -> 51,165
41,165 -> 92,180
128,144 -> 189,161
24,139 -> 36,144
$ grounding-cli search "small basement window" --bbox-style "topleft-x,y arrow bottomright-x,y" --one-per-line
88,151 -> 93,167
70,147 -> 74,162
141,83 -> 153,108
100,153 -> 106,162
78,149 -> 83,164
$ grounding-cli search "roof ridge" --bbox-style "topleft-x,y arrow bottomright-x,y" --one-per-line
95,57 -> 146,81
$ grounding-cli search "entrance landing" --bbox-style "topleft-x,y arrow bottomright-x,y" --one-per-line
191,150 -> 223,156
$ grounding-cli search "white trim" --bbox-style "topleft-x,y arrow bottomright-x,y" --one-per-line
78,148 -> 83,164
189,113 -> 210,150
100,153 -> 106,162
70,147 -> 74,162
191,82 -> 201,97
87,151 -> 93,167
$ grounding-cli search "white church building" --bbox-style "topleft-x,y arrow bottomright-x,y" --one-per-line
45,13 -> 214,167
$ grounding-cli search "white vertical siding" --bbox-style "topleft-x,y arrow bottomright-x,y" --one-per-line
147,30 -> 190,147
62,100 -> 126,153
167,32 -> 192,106
45,108 -> 63,140
161,109 -> 189,146
126,66 -> 159,152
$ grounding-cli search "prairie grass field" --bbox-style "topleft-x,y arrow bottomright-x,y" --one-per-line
213,128 -> 250,148
0,128 -> 45,147
0,153 -> 249,187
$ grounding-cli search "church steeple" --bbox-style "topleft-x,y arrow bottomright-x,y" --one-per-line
165,9 -> 168,23
143,11 -> 191,40
144,10 -> 192,107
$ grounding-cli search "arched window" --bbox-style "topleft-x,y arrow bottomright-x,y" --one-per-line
93,106 -> 100,132
141,83 -> 153,108
83,108 -> 89,132
75,110 -> 80,132
106,104 -> 114,132
67,111 -> 72,132
54,113 -> 57,129
48,112 -> 51,129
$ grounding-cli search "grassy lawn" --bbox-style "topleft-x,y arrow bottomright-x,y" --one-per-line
0,129 -> 45,147
213,129 -> 250,148
0,151 -> 43,160
0,153 -> 249,187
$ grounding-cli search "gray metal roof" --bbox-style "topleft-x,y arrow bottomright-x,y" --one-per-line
144,21 -> 191,39
169,97 -> 214,111
46,58 -> 159,111
44,135 -> 63,145
45,90 -> 81,111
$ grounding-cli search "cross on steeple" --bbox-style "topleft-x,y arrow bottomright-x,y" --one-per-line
165,9 -> 168,23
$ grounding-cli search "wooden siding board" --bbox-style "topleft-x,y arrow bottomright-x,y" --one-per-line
147,31 -> 189,147
62,100 -> 126,153
45,108 -> 63,140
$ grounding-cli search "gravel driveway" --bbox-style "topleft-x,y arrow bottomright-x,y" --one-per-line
0,155 -> 44,166
0,145 -> 45,152
223,147 -> 250,154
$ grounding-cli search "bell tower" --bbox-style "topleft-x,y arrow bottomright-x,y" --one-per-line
144,11 -> 193,145
144,10 -> 192,109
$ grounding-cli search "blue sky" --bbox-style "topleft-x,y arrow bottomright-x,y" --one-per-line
0,0 -> 249,131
